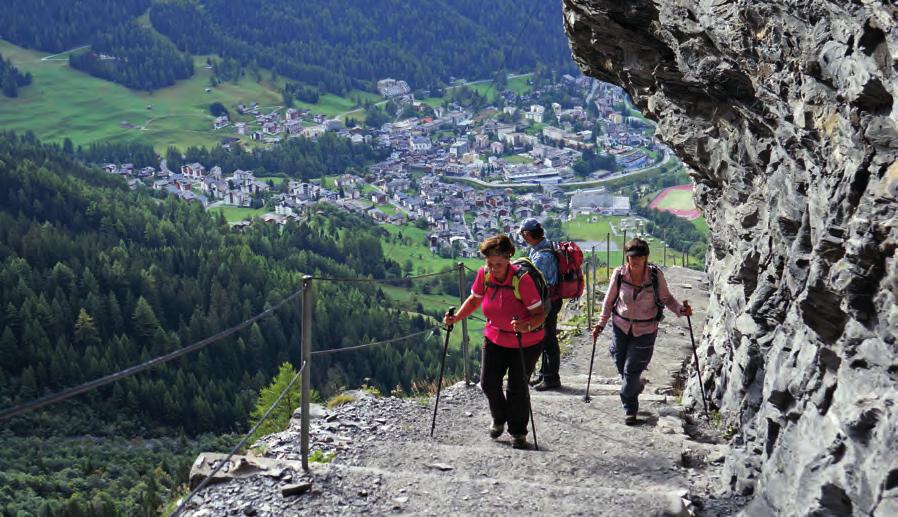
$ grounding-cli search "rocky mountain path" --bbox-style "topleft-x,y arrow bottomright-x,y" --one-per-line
182,267 -> 746,516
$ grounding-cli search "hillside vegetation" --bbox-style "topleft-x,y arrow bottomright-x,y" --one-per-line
0,132 -> 467,515
150,0 -> 573,94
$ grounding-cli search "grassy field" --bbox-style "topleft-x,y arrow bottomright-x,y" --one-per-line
418,74 -> 533,109
377,204 -> 397,216
502,154 -> 534,164
653,188 -> 695,210
380,224 -> 482,274
0,39 -> 287,150
462,74 -> 533,102
256,176 -> 287,185
691,216 -> 709,236
294,91 -> 380,119
561,214 -> 704,275
505,75 -> 533,96
0,39 -> 379,151
378,284 -> 484,355
419,96 -> 445,109
214,205 -> 269,223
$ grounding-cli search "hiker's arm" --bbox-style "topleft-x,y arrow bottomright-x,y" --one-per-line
513,273 -> 547,333
444,294 -> 482,325
596,268 -> 620,331
512,305 -> 546,333
657,271 -> 689,317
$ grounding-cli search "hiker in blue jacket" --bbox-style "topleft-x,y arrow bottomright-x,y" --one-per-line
520,218 -> 562,391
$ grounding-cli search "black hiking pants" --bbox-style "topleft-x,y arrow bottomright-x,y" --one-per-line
609,324 -> 657,415
537,302 -> 562,383
480,337 -> 542,437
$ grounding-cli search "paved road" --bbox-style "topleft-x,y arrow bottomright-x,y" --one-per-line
447,150 -> 675,191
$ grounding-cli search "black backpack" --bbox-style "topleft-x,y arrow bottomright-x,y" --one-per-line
485,257 -> 552,322
612,264 -> 665,322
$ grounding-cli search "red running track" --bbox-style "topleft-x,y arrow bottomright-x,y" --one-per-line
649,184 -> 701,220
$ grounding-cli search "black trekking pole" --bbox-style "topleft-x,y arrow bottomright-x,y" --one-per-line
685,303 -> 711,424
584,333 -> 598,403
430,307 -> 456,437
512,317 -> 538,451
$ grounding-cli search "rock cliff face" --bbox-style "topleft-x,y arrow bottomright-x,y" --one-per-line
563,1 -> 898,514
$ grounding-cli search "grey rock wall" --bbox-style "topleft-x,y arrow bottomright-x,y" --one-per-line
562,1 -> 898,514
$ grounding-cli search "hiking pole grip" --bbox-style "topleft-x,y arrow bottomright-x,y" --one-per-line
686,313 -> 711,424
513,317 -> 538,451
584,334 -> 598,403
430,307 -> 455,437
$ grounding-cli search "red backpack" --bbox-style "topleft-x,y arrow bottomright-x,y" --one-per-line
548,241 -> 585,300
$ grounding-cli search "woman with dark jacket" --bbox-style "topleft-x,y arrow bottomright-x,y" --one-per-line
444,234 -> 546,449
592,238 -> 692,425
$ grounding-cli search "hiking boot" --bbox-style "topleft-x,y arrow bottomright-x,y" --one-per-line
533,379 -> 561,391
511,434 -> 529,449
528,376 -> 543,387
624,413 -> 638,426
489,422 -> 504,439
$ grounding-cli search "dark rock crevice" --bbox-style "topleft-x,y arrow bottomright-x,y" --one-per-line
563,1 -> 898,514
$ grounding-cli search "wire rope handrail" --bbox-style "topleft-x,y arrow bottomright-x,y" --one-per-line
0,288 -> 304,422
310,326 -> 443,356
308,269 -> 453,284
169,361 -> 308,517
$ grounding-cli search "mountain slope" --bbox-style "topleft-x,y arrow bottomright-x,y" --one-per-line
149,0 -> 573,94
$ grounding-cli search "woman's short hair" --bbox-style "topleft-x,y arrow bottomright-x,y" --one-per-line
624,238 -> 650,257
479,234 -> 515,258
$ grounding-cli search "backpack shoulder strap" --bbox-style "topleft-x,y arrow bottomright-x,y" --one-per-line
612,267 -> 623,306
484,269 -> 513,300
650,264 -> 664,319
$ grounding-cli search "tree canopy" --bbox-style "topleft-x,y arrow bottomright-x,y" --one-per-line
0,131 -> 468,513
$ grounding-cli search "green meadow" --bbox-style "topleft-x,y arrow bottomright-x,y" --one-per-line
562,214 -> 702,277
653,188 -> 695,210
378,283 -> 485,350
419,73 -> 533,108
255,176 -> 287,185
502,154 -> 534,164
462,73 -> 533,102
0,39 -> 378,151
214,205 -> 269,223
380,224 -> 482,274
691,216 -> 709,236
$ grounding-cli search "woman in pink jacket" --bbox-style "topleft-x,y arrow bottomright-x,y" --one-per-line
592,238 -> 692,425
444,234 -> 546,449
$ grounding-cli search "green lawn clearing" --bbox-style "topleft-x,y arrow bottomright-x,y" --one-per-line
653,188 -> 695,211
294,90 -> 380,119
502,154 -> 534,164
380,224 -> 481,275
256,176 -> 287,185
505,75 -> 533,96
377,204 -> 397,216
214,206 -> 268,223
378,284 -> 485,355
0,39 -> 377,151
0,40 -> 291,151
691,216 -> 709,236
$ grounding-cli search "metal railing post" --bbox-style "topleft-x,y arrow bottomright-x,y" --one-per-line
301,275 -> 313,471
590,245 -> 597,293
606,232 -> 610,280
621,229 -> 627,265
457,262 -> 470,385
586,262 -> 592,329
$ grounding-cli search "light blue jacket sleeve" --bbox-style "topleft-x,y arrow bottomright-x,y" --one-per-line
529,241 -> 558,287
